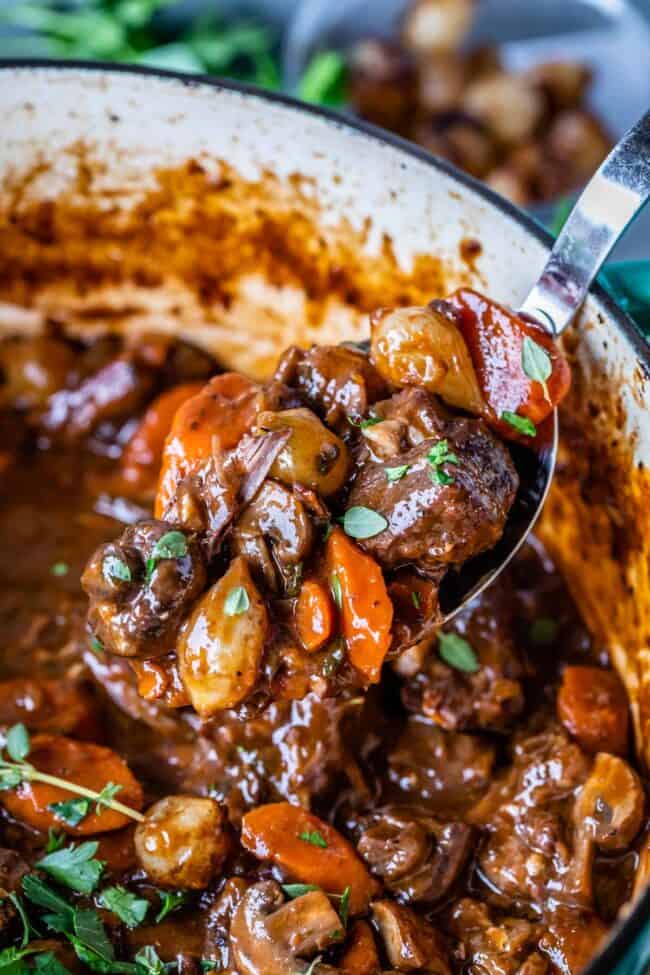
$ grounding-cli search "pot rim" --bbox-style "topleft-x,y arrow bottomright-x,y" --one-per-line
1,58 -> 649,973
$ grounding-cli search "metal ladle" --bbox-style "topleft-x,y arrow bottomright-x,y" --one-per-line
440,109 -> 650,621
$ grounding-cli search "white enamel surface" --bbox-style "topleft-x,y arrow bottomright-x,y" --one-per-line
0,64 -> 647,460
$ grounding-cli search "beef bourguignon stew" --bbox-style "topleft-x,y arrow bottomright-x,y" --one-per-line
0,286 -> 643,975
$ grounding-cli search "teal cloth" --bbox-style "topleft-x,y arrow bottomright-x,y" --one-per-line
601,262 -> 650,341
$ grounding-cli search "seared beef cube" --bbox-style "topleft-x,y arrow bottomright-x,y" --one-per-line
274,344 -> 387,430
402,576 -> 526,731
348,412 -> 518,574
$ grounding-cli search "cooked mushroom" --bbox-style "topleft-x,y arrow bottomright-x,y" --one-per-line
230,480 -> 314,593
134,796 -> 229,889
574,753 -> 645,851
371,900 -> 451,973
82,520 -> 207,659
230,881 -> 341,975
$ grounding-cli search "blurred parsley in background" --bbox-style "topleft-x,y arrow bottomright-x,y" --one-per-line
0,0 -> 347,101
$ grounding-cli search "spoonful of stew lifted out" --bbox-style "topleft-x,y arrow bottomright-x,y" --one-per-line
81,111 -> 650,720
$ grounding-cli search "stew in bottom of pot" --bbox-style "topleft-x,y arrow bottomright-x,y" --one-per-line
0,288 -> 643,975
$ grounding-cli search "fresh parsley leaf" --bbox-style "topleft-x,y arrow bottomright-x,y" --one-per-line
432,468 -> 454,486
199,961 -> 219,973
428,439 -> 459,485
94,783 -> 123,815
385,464 -> 410,482
90,636 -> 104,655
6,723 -> 30,762
73,909 -> 114,962
521,335 -> 552,402
342,506 -> 388,540
46,830 -> 66,853
298,49 -> 347,106
338,885 -> 351,928
48,798 -> 91,828
529,617 -> 558,645
34,952 -> 73,975
37,842 -> 104,894
151,531 -> 188,561
438,631 -> 480,673
330,573 -> 342,609
22,874 -> 73,919
298,830 -> 327,848
102,556 -> 132,584
100,886 -> 149,929
0,945 -> 41,971
501,411 -> 537,437
8,893 -> 34,948
281,883 -> 321,899
134,946 -> 165,975
0,768 -> 23,791
50,562 -> 69,577
224,586 -> 250,616
348,414 -> 381,429
155,890 -> 188,924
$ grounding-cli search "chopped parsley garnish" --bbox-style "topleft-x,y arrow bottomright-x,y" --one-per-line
95,782 -> 123,814
102,555 -> 132,584
428,439 -> 459,485
37,841 -> 104,894
6,723 -> 30,762
438,631 -> 480,674
522,335 -> 552,403
99,886 -> 149,929
338,886 -> 351,928
385,464 -> 410,482
50,562 -> 69,577
342,506 -> 388,539
282,884 -> 321,899
322,638 -> 346,677
48,797 -> 92,828
46,830 -> 66,853
224,586 -> 250,616
411,591 -> 421,610
145,530 -> 188,581
34,951 -> 72,974
502,411 -> 537,437
134,946 -> 166,975
298,830 -> 328,848
90,635 -> 104,655
330,573 -> 342,609
348,414 -> 382,429
155,890 -> 188,924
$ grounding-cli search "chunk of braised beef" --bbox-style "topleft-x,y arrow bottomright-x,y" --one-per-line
348,401 -> 518,575
353,805 -> 474,905
389,570 -> 444,653
82,519 -> 206,658
274,344 -> 388,431
0,849 -> 30,938
447,899 -> 549,975
402,578 -> 526,731
387,715 -> 496,813
372,899 -> 452,974
469,726 -> 593,911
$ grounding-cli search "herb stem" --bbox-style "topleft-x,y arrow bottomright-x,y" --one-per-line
0,761 -> 145,823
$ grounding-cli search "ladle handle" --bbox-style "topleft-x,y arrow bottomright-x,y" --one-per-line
520,110 -> 650,335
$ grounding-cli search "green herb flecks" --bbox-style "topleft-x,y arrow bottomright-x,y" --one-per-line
224,586 -> 250,616
155,890 -> 188,924
342,506 -> 388,540
48,797 -> 92,828
338,886 -> 351,928
102,555 -> 132,584
322,638 -> 346,678
438,632 -> 480,674
330,573 -> 342,609
6,724 -> 30,762
298,830 -> 328,849
522,335 -> 552,404
37,842 -> 104,895
50,562 -> 69,578
99,886 -> 149,929
348,414 -> 382,429
501,411 -> 537,438
282,884 -> 321,899
385,464 -> 410,483
428,439 -> 459,486
145,530 -> 188,582
411,591 -> 421,610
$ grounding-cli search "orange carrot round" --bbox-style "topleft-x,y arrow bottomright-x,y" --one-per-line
241,801 -> 378,915
119,382 -> 204,496
557,666 -> 629,756
155,373 -> 260,517
295,579 -> 335,653
325,528 -> 393,683
0,734 -> 143,835
448,287 -> 571,438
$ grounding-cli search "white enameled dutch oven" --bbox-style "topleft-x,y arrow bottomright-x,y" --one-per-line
0,61 -> 648,975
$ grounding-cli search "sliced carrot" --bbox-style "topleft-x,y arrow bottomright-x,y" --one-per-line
119,382 -> 205,497
155,372 -> 260,517
325,528 -> 393,683
557,666 -> 629,756
0,734 -> 143,835
341,920 -> 381,975
295,579 -> 335,653
0,678 -> 101,741
241,801 -> 379,915
448,287 -> 571,439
